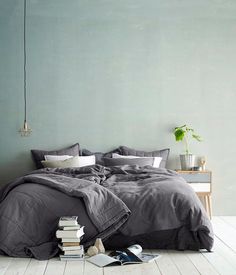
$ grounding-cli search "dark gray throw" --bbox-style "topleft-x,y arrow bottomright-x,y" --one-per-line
0,165 -> 214,260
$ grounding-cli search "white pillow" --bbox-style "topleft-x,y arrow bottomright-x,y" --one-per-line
41,155 -> 96,168
44,155 -> 72,161
112,153 -> 162,168
78,155 -> 96,167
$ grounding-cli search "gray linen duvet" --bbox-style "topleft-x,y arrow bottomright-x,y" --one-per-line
0,165 -> 213,260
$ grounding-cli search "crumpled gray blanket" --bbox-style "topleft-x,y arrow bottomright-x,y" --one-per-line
0,165 -> 214,260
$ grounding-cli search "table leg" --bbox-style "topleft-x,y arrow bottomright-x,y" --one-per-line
204,195 -> 209,218
207,195 -> 212,219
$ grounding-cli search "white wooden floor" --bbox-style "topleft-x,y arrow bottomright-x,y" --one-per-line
1,216 -> 236,275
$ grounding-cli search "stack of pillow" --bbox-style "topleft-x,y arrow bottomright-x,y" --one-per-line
82,146 -> 170,168
31,143 -> 96,169
31,143 -> 170,169
106,153 -> 162,168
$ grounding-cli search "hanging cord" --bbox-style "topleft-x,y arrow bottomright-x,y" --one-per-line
23,0 -> 27,123
19,0 -> 31,136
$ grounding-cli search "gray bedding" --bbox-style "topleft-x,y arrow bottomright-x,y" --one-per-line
0,165 -> 214,260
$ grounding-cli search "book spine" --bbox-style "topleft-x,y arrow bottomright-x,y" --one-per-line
62,226 -> 81,231
59,255 -> 84,261
61,238 -> 81,243
58,244 -> 83,251
58,242 -> 80,247
64,251 -> 84,256
56,229 -> 84,238
58,222 -> 78,227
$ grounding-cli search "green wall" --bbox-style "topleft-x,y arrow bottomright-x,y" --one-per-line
0,0 -> 236,214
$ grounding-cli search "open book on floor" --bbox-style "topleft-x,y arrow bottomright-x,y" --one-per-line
87,244 -> 160,267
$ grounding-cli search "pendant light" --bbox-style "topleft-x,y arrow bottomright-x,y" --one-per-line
19,0 -> 32,137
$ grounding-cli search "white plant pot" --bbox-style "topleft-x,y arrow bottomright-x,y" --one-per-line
180,154 -> 195,170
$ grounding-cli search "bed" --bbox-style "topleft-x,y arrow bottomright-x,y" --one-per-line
0,164 -> 213,260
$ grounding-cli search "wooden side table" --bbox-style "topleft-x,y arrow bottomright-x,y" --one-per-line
176,170 -> 212,219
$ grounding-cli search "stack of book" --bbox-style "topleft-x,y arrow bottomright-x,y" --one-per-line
56,216 -> 85,261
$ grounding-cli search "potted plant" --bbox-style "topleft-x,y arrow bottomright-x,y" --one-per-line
174,125 -> 202,170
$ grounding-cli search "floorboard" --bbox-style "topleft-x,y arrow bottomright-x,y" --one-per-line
1,216 -> 236,275
152,250 -> 181,275
23,259 -> 48,275
201,249 -> 236,274
104,261 -> 161,275
83,260 -> 103,275
43,258 -> 66,275
167,250 -> 200,275
0,256 -> 12,275
213,236 -> 236,270
63,260 -> 84,275
219,216 -> 236,230
185,251 -> 219,275
212,216 -> 236,252
3,258 -> 30,275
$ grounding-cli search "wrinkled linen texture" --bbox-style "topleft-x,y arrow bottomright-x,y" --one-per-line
0,165 -> 213,260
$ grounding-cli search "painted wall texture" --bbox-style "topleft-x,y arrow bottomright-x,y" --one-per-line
0,0 -> 236,215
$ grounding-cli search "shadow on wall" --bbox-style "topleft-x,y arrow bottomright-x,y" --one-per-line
0,148 -> 180,185
168,156 -> 180,171
0,152 -> 35,185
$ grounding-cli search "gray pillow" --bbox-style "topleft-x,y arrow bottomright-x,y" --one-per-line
103,157 -> 154,167
118,146 -> 170,168
82,148 -> 120,165
31,143 -> 80,169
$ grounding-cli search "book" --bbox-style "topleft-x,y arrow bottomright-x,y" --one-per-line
59,242 -> 80,248
61,238 -> 82,243
58,244 -> 83,251
60,255 -> 84,261
56,226 -> 84,239
61,225 -> 81,231
63,249 -> 84,256
58,216 -> 79,227
87,244 -> 160,267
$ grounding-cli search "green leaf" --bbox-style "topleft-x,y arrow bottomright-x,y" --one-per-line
174,129 -> 185,141
174,125 -> 186,131
192,134 -> 202,142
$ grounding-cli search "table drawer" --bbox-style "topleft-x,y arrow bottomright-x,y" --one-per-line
189,183 -> 211,193
179,172 -> 211,183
